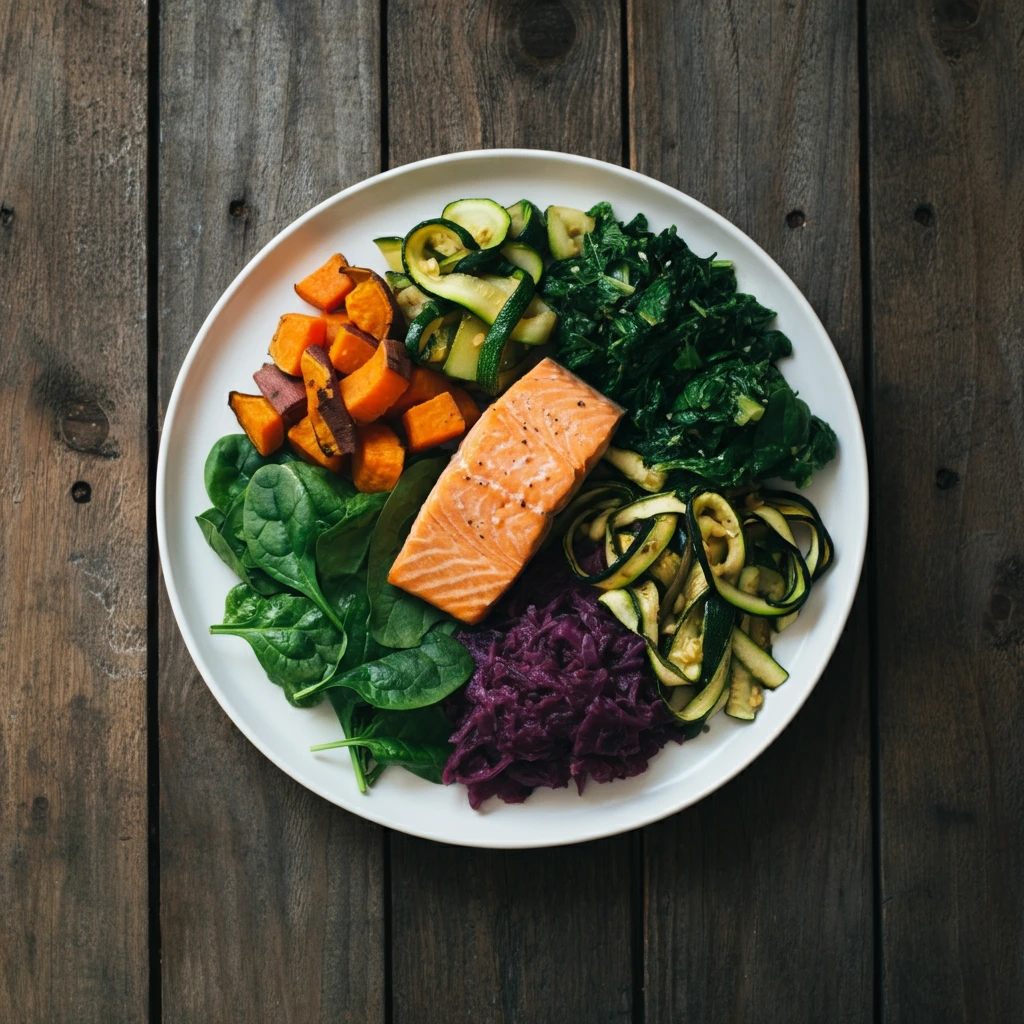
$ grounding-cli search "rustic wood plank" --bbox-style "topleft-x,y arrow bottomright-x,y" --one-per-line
868,1 -> 1024,1019
387,0 -> 622,165
0,1 -> 150,1020
158,2 -> 385,1021
387,3 -> 632,1022
628,2 -> 873,1020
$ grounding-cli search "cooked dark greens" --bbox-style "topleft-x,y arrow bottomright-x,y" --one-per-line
542,202 -> 837,488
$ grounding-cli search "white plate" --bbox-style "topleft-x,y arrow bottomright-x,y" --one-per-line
158,149 -> 868,849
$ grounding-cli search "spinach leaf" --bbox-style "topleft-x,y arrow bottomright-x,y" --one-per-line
243,463 -> 346,631
294,631 -> 473,709
367,457 -> 449,648
323,573 -> 387,671
196,504 -> 287,596
316,491 -> 390,584
204,434 -> 294,513
210,583 -> 346,706
326,689 -> 372,792
314,704 -> 454,785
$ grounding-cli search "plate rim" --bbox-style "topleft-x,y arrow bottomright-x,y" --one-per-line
157,147 -> 869,848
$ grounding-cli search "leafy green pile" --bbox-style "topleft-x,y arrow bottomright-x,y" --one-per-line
541,203 -> 837,488
197,435 -> 472,792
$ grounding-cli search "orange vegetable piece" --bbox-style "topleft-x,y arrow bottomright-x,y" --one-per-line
228,392 -> 284,457
401,392 -> 466,453
353,423 -> 405,493
345,272 -> 402,340
269,313 -> 327,376
321,310 -> 351,346
329,324 -> 378,375
294,253 -> 355,312
446,384 -> 481,428
288,416 -> 344,472
387,367 -> 451,419
300,345 -> 356,458
339,339 -> 411,424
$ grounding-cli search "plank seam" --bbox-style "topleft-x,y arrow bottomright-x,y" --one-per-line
856,1 -> 883,1022
146,0 -> 164,1018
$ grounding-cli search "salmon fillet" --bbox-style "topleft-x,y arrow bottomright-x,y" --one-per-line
387,358 -> 623,623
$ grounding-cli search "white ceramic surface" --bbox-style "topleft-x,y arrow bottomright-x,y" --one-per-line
157,149 -> 868,849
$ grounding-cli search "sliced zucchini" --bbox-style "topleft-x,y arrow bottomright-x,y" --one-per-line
374,235 -> 405,273
385,270 -> 413,292
441,198 -> 511,249
404,300 -> 456,362
665,598 -> 705,681
564,509 -> 677,590
394,283 -> 432,323
629,580 -> 690,686
474,269 -> 535,394
609,492 -> 687,528
731,627 -> 789,689
725,660 -> 762,721
672,558 -> 710,620
505,199 -> 548,252
478,276 -> 557,344
674,597 -> 734,722
443,311 -> 489,381
691,492 -> 745,584
603,446 -> 668,492
500,241 -> 544,284
546,205 -> 596,259
648,548 -> 682,589
598,588 -> 639,632
773,611 -> 800,632
658,538 -> 693,630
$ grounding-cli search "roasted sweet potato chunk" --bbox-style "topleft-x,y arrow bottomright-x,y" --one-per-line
321,310 -> 352,346
339,339 -> 411,424
328,323 -> 378,375
294,253 -> 355,312
253,362 -> 307,425
353,423 -> 405,493
288,416 -> 344,472
401,391 -> 466,453
344,270 -> 406,340
228,392 -> 284,456
301,344 -> 356,458
269,313 -> 326,376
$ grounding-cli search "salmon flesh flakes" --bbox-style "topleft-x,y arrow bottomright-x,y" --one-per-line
387,358 -> 623,624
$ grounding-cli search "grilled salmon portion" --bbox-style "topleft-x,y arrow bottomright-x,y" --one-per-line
387,358 -> 623,623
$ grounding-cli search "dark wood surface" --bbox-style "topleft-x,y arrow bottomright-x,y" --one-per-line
1,0 -> 1021,1020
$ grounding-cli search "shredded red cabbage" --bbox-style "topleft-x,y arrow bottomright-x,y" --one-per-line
444,565 -> 682,809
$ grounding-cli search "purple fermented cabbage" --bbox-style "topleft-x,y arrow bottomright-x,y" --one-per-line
444,564 -> 682,809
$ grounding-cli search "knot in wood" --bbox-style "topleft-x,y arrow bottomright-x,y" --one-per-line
935,467 -> 959,489
0,204 -> 13,227
61,400 -> 109,453
933,0 -> 982,30
71,481 -> 92,503
786,210 -> 806,229
914,204 -> 935,227
517,0 -> 576,62
229,197 -> 248,218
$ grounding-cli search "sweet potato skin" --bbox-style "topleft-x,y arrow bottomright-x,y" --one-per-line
353,423 -> 405,493
401,391 -> 466,453
253,362 -> 307,424
294,254 -> 354,312
288,416 -> 344,472
301,345 -> 356,457
328,323 -> 378,375
228,392 -> 284,456
269,313 -> 327,376
339,339 -> 410,424
344,270 -> 406,340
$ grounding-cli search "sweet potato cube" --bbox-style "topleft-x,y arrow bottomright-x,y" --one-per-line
228,392 -> 284,456
253,362 -> 307,425
339,339 -> 411,424
446,384 -> 481,428
321,310 -> 351,346
269,313 -> 327,376
386,366 -> 451,419
295,253 -> 355,312
329,323 -> 378,375
288,416 -> 344,472
345,270 -> 406,340
300,345 -> 356,458
401,392 -> 466,453
353,423 -> 405,493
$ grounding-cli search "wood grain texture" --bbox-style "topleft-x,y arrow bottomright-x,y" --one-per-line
0,0 -> 149,1020
628,1 -> 872,1020
158,1 -> 385,1021
387,3 -> 633,1022
387,0 -> 622,166
868,1 -> 1024,1020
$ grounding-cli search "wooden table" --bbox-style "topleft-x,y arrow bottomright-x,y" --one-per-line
2,1 -> 1021,1020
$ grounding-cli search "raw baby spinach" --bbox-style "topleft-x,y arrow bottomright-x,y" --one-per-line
542,203 -> 837,488
367,457 -> 449,648
243,462 -> 353,632
210,583 -> 345,706
313,704 -> 453,785
316,491 -> 390,584
293,631 -> 473,709
204,433 -> 295,513
196,497 -> 287,597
